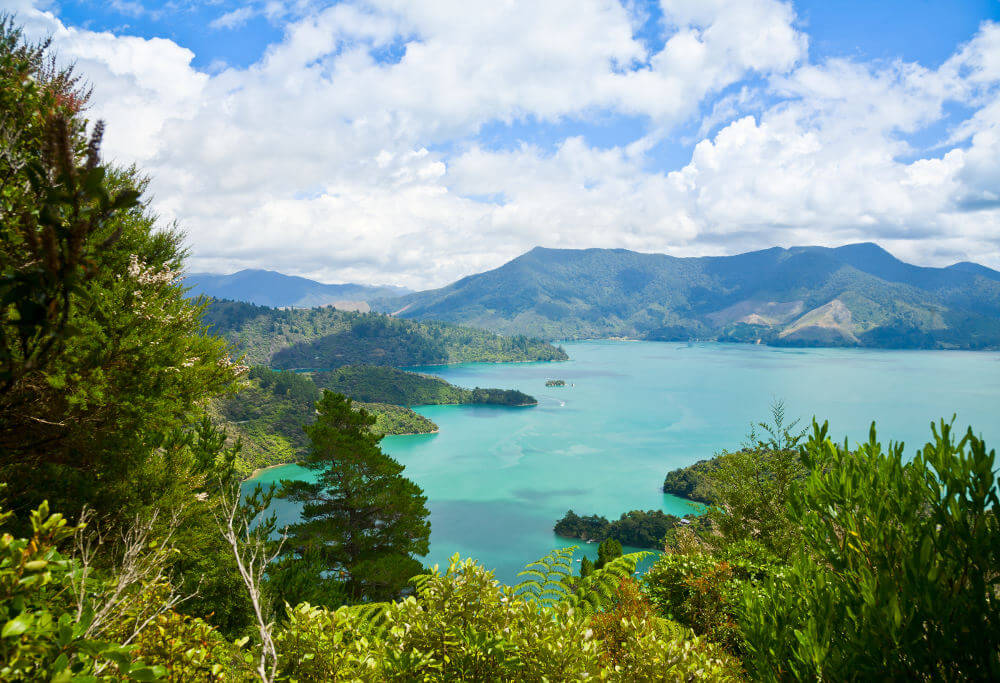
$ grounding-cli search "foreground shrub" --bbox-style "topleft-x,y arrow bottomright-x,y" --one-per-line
644,540 -> 781,652
0,502 -> 164,681
591,577 -> 742,680
739,420 -> 1000,681
276,555 -> 743,681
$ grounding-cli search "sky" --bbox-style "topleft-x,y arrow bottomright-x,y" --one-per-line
5,0 -> 1000,288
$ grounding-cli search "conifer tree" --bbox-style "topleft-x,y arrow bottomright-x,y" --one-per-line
280,392 -> 431,601
579,555 -> 594,578
595,539 -> 622,570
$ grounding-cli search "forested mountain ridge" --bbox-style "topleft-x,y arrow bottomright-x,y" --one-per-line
202,299 -> 568,367
379,243 -> 1000,348
186,269 -> 409,308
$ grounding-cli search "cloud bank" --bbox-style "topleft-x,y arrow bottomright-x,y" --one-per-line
9,0 -> 1000,287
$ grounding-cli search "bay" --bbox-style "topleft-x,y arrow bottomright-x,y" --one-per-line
250,341 -> 1000,584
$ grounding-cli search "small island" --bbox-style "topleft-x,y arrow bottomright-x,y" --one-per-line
545,379 -> 567,387
554,509 -> 696,549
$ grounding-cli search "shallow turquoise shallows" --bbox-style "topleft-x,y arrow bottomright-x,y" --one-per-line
249,341 -> 1000,584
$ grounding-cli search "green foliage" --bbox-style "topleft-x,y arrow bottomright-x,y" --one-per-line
0,18 -> 139,396
276,554 -> 740,681
705,402 -> 807,557
314,364 -> 536,406
662,457 -> 721,503
280,392 -> 431,602
590,577 -> 743,680
387,243 -> 1000,348
595,538 -> 623,570
644,541 -> 781,653
0,500 -> 167,681
0,19 -> 250,638
514,546 -> 576,605
514,545 -> 651,617
107,585 -> 253,682
0,25 -> 241,526
264,547 -> 350,617
739,420 -> 1000,681
202,299 -> 568,368
555,509 -> 689,548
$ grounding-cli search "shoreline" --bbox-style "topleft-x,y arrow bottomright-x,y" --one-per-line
387,428 -> 440,436
284,356 -> 569,373
244,428 -> 440,480
247,462 -> 291,480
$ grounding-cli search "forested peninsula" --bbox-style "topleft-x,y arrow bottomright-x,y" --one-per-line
201,302 -> 549,474
313,365 -> 536,406
213,367 -> 437,475
662,457 -> 721,504
215,364 -> 535,475
202,299 -> 568,368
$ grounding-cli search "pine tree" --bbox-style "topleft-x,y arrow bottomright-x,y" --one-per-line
280,391 -> 431,602
580,555 -> 594,578
595,539 -> 622,570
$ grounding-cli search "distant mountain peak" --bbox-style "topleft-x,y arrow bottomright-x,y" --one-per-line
380,243 -> 1000,350
184,269 -> 411,308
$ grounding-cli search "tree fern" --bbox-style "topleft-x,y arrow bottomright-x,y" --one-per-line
515,547 -> 652,613
409,572 -> 433,597
565,551 -> 653,616
339,602 -> 391,636
514,546 -> 577,604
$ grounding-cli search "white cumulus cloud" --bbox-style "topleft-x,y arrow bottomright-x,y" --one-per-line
5,0 -> 1000,286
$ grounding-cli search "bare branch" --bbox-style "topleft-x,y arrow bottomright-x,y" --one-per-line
216,481 -> 285,682
70,505 -> 195,647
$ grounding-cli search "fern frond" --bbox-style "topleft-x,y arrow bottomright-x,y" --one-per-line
515,546 -> 578,604
562,551 -> 652,616
409,573 -> 433,597
340,601 -> 391,635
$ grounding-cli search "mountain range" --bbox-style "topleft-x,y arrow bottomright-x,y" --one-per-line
185,269 -> 410,309
190,244 -> 1000,350
381,243 -> 1000,349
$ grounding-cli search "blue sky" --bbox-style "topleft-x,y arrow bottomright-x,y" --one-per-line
43,0 -> 999,167
10,0 -> 1000,285
49,1 -> 999,68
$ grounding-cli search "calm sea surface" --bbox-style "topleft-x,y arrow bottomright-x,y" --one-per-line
250,341 -> 1000,584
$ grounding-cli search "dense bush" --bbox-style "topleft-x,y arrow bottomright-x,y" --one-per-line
644,541 -> 781,652
738,420 -> 1000,680
274,555 -> 743,681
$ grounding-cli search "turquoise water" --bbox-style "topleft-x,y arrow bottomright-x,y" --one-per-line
251,341 -> 1000,584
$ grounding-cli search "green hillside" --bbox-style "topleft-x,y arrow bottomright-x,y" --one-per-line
202,300 -> 568,367
379,244 -> 1000,349
313,365 -> 536,406
215,367 -> 439,475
